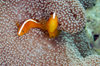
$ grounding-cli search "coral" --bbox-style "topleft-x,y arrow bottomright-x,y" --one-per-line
94,36 -> 100,55
85,0 -> 100,55
0,0 -> 100,66
60,30 -> 94,57
84,55 -> 100,66
85,21 -> 100,43
86,7 -> 100,35
79,0 -> 96,9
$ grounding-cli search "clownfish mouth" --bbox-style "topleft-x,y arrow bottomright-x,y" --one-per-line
17,12 -> 59,38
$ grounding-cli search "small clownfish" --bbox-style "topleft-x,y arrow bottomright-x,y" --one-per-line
46,12 -> 59,38
17,12 -> 59,38
17,19 -> 43,36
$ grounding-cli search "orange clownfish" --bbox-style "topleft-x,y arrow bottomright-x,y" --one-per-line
46,12 -> 59,38
17,19 -> 43,36
17,12 -> 59,38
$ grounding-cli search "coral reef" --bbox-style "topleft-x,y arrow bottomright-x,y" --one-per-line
59,30 -> 94,57
86,0 -> 100,35
79,0 -> 96,9
94,36 -> 100,55
0,0 -> 100,66
85,0 -> 100,55
84,55 -> 100,66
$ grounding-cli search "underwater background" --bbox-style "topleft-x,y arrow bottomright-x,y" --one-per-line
0,0 -> 100,66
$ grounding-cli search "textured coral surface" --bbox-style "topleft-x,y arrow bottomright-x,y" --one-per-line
85,0 -> 100,55
0,0 -> 100,66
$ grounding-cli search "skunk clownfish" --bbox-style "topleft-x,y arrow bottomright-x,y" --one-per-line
17,12 -> 59,38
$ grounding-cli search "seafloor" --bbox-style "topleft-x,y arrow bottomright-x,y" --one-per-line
0,0 -> 100,66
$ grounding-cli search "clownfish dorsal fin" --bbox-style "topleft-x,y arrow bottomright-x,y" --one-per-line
53,12 -> 56,19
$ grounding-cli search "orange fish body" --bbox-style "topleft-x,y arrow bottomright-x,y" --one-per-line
46,12 -> 59,38
17,12 -> 59,38
17,19 -> 43,36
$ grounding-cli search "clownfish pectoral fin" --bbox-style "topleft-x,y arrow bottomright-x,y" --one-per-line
46,12 -> 59,38
17,19 -> 43,36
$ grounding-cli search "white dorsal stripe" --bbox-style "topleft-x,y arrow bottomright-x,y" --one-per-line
53,12 -> 56,19
18,19 -> 38,35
